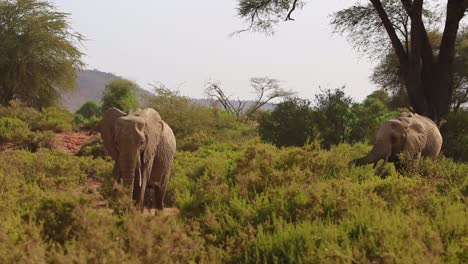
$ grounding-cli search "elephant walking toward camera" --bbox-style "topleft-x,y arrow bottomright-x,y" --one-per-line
100,107 -> 176,211
350,112 -> 442,172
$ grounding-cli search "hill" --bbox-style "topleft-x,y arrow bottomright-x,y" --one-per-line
61,70 -> 151,111
61,70 -> 274,112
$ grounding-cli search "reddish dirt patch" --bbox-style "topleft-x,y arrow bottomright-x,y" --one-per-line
51,132 -> 92,155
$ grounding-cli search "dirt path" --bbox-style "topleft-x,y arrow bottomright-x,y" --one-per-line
51,132 -> 92,154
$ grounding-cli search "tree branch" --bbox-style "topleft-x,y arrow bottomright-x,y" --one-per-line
285,0 -> 299,21
369,0 -> 408,64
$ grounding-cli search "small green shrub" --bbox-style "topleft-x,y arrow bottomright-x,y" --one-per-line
0,101 -> 42,125
102,79 -> 140,112
28,130 -> 55,151
441,111 -> 468,162
33,107 -> 74,132
74,114 -> 101,131
35,195 -> 85,245
77,134 -> 108,158
0,117 -> 31,144
76,100 -> 101,119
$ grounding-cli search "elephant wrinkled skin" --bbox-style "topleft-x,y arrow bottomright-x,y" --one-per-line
350,112 -> 442,172
100,107 -> 176,211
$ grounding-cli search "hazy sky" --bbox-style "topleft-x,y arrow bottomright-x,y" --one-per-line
53,0 -> 377,102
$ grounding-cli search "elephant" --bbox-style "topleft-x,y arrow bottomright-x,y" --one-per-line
350,112 -> 442,172
100,107 -> 176,211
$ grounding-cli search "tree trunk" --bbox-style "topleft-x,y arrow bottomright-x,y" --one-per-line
373,0 -> 467,123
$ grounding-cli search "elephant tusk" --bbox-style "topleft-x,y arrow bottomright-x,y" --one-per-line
138,167 -> 142,188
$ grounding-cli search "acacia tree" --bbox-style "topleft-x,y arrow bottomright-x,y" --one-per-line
236,0 -> 468,122
0,0 -> 84,108
205,77 -> 293,122
372,29 -> 468,112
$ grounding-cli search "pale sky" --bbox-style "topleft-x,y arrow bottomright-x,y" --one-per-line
53,0 -> 377,102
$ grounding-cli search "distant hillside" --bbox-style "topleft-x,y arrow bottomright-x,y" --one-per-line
62,69 -> 275,112
61,70 -> 151,111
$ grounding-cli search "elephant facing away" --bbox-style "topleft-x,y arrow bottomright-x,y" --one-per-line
100,107 -> 176,211
350,112 -> 442,172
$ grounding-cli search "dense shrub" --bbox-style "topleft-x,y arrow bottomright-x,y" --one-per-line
76,100 -> 101,119
102,79 -> 140,112
0,117 -> 31,143
74,100 -> 102,131
0,96 -> 466,263
259,89 -> 399,148
77,134 -> 108,158
144,86 -> 250,144
440,110 -> 468,161
259,97 -> 317,147
168,141 -> 467,263
28,130 -> 55,151
74,114 -> 100,131
33,107 -> 74,132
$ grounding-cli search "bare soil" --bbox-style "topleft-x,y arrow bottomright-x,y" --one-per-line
51,131 -> 92,154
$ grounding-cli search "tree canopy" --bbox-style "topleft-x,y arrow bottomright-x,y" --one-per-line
371,29 -> 468,112
237,0 -> 468,122
101,79 -> 139,112
0,0 -> 84,108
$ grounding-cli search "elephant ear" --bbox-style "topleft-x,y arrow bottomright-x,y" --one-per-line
100,108 -> 126,160
403,121 -> 428,156
139,109 -> 164,166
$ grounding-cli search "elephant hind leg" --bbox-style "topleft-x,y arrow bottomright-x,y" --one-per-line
150,153 -> 174,211
153,167 -> 171,211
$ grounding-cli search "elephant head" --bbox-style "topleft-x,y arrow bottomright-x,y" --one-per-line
100,108 -> 163,203
350,112 -> 429,171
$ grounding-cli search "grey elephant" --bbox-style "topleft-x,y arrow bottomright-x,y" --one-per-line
350,112 -> 442,172
100,107 -> 176,210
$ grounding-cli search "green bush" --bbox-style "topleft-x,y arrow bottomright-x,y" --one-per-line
0,107 -> 466,263
77,134 -> 108,158
144,86 -> 249,144
74,114 -> 101,131
74,101 -> 102,131
0,117 -> 31,144
76,100 -> 101,119
440,110 -> 468,161
259,97 -> 317,147
0,101 -> 42,125
102,79 -> 140,112
28,130 -> 55,151
33,107 -> 74,132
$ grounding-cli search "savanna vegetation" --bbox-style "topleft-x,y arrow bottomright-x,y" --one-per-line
0,85 -> 467,263
0,0 -> 467,263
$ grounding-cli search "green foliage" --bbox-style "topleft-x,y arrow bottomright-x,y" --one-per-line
34,107 -> 74,132
77,134 -> 108,158
76,100 -> 101,119
349,92 -> 399,144
259,97 -> 316,147
74,114 -> 101,131
74,101 -> 101,131
102,79 -> 140,112
28,130 -> 55,151
0,87 -> 466,263
0,117 -> 31,144
313,88 -> 354,148
0,0 -> 84,108
259,89 -> 398,148
0,103 -> 74,133
441,111 -> 468,162
144,86 -> 251,146
169,141 -> 467,263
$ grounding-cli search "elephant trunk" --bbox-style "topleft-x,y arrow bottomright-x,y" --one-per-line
350,139 -> 390,167
119,156 -> 139,200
